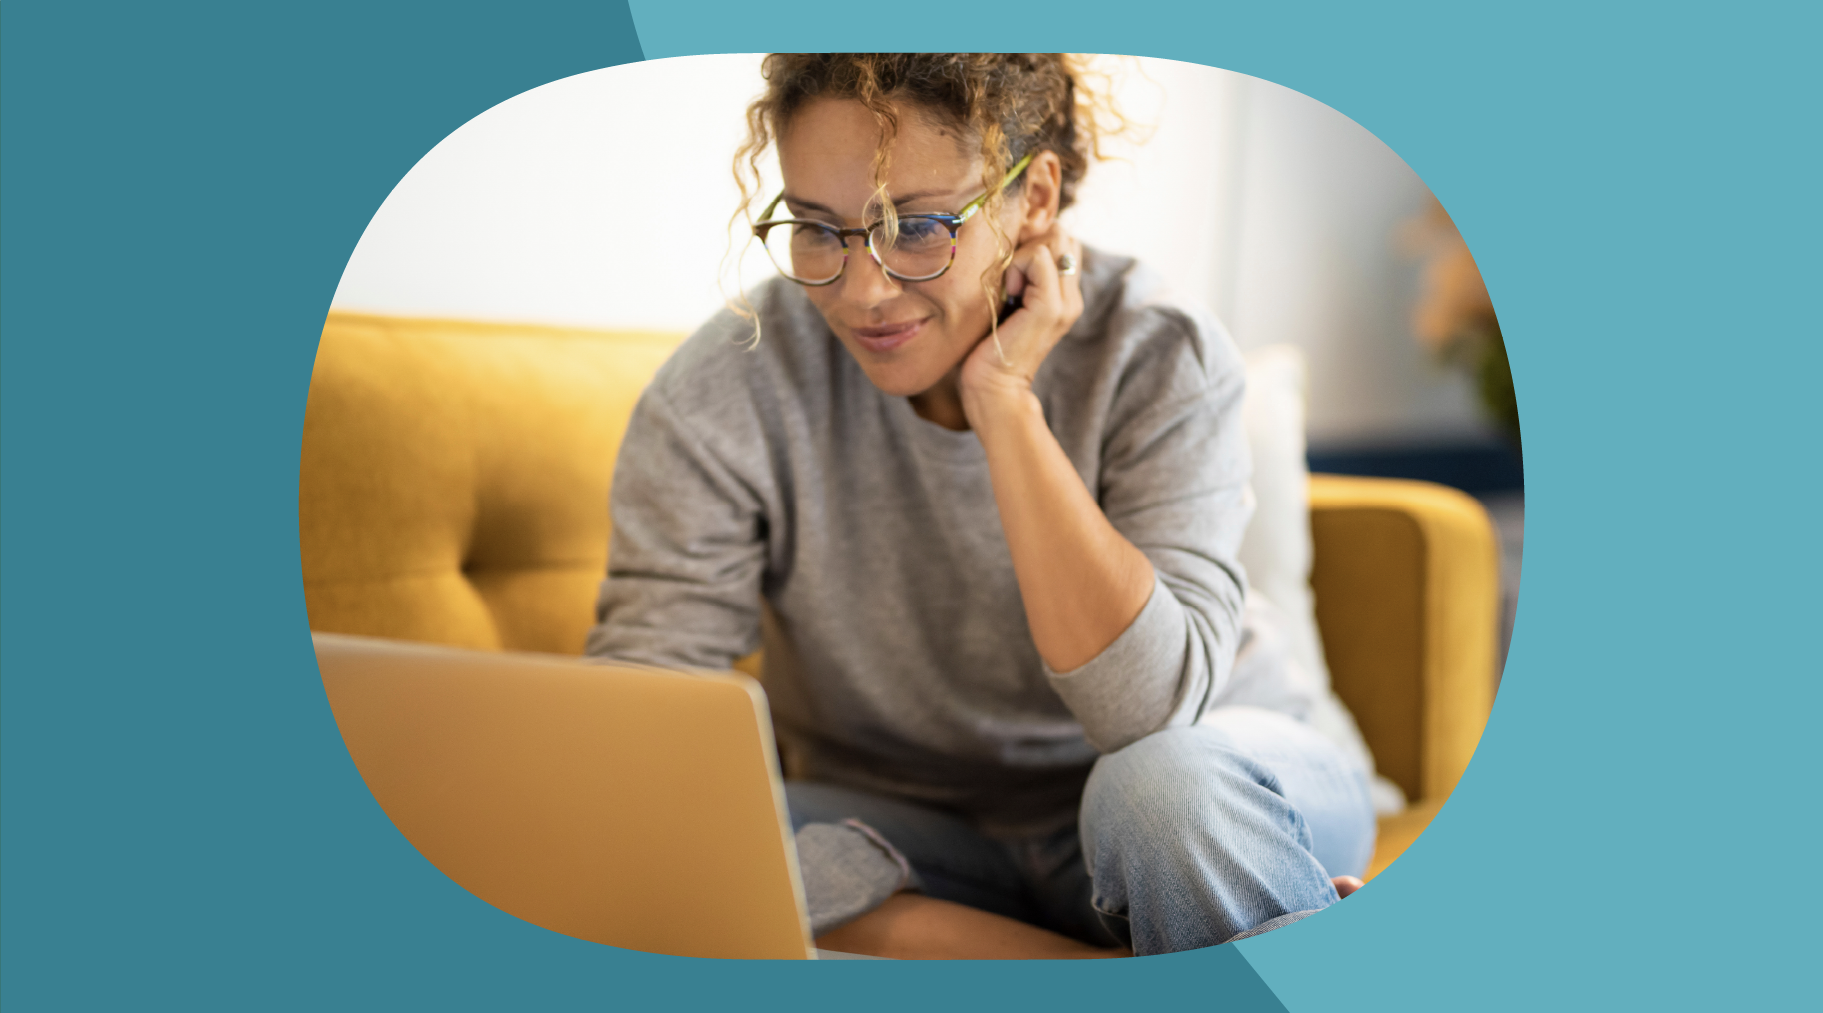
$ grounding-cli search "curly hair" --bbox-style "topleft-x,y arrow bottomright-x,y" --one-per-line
727,54 -> 1128,345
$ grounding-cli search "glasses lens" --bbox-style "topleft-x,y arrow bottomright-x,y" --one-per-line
871,217 -> 954,281
761,221 -> 845,284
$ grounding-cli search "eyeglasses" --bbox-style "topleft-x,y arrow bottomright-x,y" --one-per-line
753,152 -> 1034,286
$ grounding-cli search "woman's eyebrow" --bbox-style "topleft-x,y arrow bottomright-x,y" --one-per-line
887,190 -> 951,207
782,190 -> 957,216
781,195 -> 838,215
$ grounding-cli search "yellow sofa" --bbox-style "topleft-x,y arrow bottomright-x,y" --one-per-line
301,311 -> 1498,883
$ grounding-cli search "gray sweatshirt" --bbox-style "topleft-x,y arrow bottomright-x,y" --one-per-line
589,250 -> 1295,836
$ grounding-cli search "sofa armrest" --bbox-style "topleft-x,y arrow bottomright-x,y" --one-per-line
1308,474 -> 1498,807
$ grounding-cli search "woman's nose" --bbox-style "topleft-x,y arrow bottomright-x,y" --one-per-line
835,235 -> 901,306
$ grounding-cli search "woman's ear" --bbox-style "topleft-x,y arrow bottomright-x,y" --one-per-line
1014,150 -> 1065,242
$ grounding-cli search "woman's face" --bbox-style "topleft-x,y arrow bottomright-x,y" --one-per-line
775,98 -> 1045,399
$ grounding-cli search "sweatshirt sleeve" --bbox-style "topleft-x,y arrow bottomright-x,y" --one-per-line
1043,321 -> 1252,753
583,380 -> 768,671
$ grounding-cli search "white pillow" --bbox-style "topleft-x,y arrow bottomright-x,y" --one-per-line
1232,345 -> 1406,815
1237,345 -> 1316,647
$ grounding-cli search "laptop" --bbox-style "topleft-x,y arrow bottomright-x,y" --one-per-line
314,632 -> 821,959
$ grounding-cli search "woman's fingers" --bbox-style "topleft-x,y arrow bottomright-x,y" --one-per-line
988,228 -> 1084,375
1016,234 -> 1083,326
1022,242 -> 1058,311
961,230 -> 1080,400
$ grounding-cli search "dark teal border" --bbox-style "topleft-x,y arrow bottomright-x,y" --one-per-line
4,2 -> 1815,1010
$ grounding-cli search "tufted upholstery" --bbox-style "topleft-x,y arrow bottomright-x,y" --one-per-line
300,311 -> 1497,881
300,312 -> 683,654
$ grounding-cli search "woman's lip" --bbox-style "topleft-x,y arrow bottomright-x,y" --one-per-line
850,319 -> 926,352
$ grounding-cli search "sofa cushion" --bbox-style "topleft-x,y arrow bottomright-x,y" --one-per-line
301,312 -> 683,653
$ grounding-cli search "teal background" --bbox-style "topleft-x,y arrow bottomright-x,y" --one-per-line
3,1 -> 1814,1009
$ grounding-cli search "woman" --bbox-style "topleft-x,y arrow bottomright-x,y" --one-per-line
587,54 -> 1374,959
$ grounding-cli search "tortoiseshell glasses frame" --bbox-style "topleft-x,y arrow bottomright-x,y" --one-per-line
753,152 -> 1035,286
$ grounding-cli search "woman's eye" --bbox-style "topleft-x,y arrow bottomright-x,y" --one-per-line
793,225 -> 840,247
898,219 -> 947,245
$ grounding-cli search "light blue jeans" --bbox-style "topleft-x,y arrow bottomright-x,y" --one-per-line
787,707 -> 1376,955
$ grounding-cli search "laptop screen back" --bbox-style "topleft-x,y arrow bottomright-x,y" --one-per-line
316,633 -> 813,959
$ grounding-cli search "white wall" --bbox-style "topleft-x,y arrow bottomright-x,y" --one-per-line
332,55 -> 779,334
1224,76 -> 1488,446
332,55 -> 1493,447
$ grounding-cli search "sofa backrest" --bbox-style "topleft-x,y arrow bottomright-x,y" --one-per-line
301,312 -> 683,654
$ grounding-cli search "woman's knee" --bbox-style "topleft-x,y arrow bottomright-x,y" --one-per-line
1086,724 -> 1275,803
1082,719 -> 1374,881
1081,725 -> 1291,859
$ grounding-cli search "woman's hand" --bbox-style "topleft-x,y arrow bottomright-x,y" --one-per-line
958,225 -> 1084,422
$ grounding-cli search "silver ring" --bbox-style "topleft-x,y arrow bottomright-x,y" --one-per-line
1056,253 -> 1078,275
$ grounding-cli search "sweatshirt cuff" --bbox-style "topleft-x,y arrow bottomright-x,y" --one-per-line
1043,573 -> 1192,753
